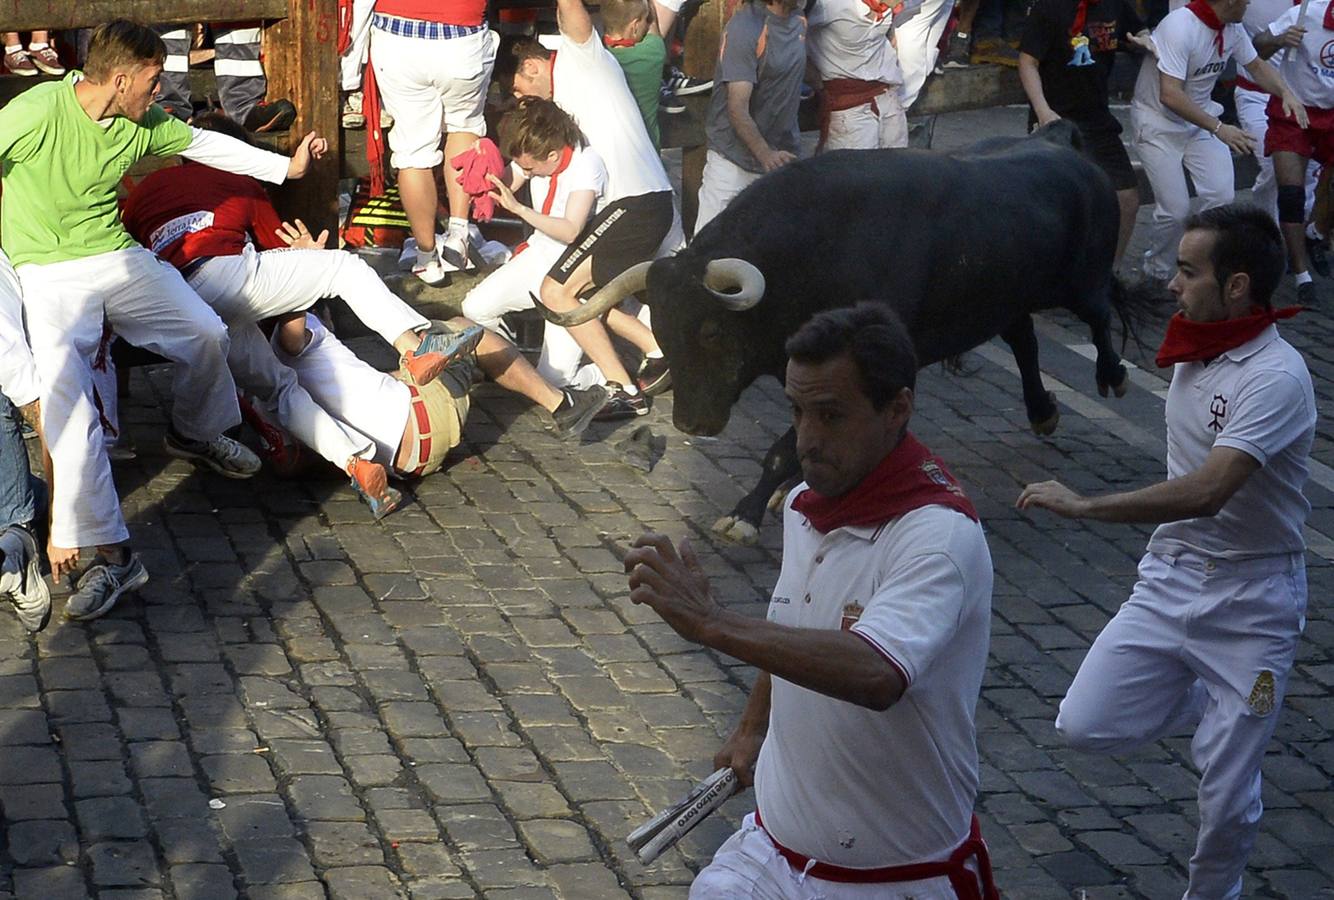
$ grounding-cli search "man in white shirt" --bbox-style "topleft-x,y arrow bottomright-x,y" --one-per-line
1020,204 -> 1314,900
1132,0 -> 1305,279
624,304 -> 998,899
0,250 -> 50,633
496,0 -> 681,417
808,0 -> 908,150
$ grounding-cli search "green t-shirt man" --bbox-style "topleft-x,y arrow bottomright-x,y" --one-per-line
0,73 -> 193,268
608,33 -> 666,151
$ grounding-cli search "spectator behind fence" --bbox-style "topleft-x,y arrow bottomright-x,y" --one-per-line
153,23 -> 295,130
3,30 -> 64,77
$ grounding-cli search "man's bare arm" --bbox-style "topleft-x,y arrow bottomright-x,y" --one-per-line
625,535 -> 905,710
726,82 -> 796,172
714,671 -> 770,786
556,0 -> 595,44
1017,445 -> 1260,523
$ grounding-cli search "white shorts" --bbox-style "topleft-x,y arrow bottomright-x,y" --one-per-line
696,149 -> 764,232
691,813 -> 969,900
370,26 -> 498,169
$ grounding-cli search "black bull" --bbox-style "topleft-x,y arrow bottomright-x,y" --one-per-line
538,123 -> 1157,543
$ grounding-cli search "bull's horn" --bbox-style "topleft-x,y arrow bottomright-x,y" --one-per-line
703,258 -> 765,310
530,261 -> 653,328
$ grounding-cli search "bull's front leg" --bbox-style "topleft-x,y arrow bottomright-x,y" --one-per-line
712,428 -> 800,545
1000,315 -> 1060,436
1088,312 -> 1129,399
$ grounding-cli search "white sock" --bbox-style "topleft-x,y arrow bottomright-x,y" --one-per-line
416,246 -> 436,268
27,42 -> 47,51
1296,270 -> 1313,285
447,217 -> 469,237
646,350 -> 664,360
622,383 -> 640,396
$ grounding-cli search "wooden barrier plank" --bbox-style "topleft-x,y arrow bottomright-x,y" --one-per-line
3,0 -> 287,31
263,0 -> 341,240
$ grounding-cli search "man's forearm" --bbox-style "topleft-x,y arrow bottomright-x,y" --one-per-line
1247,58 -> 1297,105
1077,468 -> 1246,523
700,609 -> 905,710
556,0 -> 594,43
180,129 -> 290,184
1017,54 -> 1054,121
1159,81 -> 1219,131
727,106 -> 774,166
736,671 -> 772,738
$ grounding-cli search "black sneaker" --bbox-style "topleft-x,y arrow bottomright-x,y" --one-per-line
549,385 -> 608,439
243,99 -> 297,133
635,357 -> 672,397
940,32 -> 972,70
1298,280 -> 1317,305
594,384 -> 650,421
659,85 -> 686,114
1306,235 -> 1330,278
664,66 -> 712,96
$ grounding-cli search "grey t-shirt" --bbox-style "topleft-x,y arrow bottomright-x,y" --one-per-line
704,3 -> 807,173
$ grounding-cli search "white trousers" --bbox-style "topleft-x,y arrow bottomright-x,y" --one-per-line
691,813 -> 967,899
340,0 -> 377,91
893,0 -> 956,109
824,93 -> 910,151
19,248 -> 238,549
1133,108 -> 1235,279
229,325 -> 374,469
187,245 -> 429,343
697,150 -> 764,232
1056,550 -> 1306,900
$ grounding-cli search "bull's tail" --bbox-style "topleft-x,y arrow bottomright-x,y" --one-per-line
1109,273 -> 1173,353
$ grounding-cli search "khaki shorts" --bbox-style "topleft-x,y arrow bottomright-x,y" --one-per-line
395,336 -> 475,476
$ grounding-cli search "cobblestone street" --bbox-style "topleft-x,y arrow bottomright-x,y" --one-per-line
5,205 -> 1334,897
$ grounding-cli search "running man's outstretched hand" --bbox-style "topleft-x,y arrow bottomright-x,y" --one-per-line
286,131 -> 329,180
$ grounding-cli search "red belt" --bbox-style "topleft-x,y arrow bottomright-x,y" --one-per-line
754,811 -> 1000,899
1235,75 -> 1265,94
404,383 -> 432,476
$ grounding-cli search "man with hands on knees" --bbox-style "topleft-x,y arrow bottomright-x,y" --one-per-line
1018,205 -> 1314,900
625,304 -> 999,899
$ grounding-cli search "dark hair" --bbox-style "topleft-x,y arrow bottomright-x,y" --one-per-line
499,96 -> 586,159
785,303 -> 918,409
495,35 -> 552,95
84,20 -> 166,82
191,110 -> 252,144
1184,203 -> 1285,307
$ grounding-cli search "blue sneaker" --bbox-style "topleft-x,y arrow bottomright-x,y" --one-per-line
404,324 -> 484,386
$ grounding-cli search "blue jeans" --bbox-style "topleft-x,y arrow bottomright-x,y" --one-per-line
0,396 -> 40,531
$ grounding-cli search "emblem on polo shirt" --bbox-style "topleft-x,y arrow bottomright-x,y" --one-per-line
1247,670 -> 1276,715
1207,393 -> 1227,432
840,603 -> 864,630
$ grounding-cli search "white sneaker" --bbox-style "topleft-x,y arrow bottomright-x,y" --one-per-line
440,230 -> 475,273
164,431 -> 261,479
412,245 -> 449,285
0,527 -> 50,632
65,553 -> 148,622
341,90 -> 365,129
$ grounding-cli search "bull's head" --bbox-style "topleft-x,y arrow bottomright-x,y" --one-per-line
531,255 -> 766,436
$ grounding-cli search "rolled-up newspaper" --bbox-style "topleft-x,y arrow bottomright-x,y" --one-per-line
627,767 -> 740,864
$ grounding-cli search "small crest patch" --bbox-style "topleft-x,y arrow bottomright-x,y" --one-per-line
840,603 -> 864,631
1247,671 -> 1276,716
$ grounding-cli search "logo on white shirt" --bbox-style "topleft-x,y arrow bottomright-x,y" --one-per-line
1208,393 -> 1228,432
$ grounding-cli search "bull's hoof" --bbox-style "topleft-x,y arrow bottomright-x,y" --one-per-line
1098,365 -> 1129,399
711,515 -> 760,546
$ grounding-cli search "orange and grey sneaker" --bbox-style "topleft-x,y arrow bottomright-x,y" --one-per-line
348,457 -> 402,520
402,324 -> 484,386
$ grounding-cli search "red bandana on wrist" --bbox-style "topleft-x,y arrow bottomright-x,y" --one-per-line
1154,306 -> 1301,367
791,433 -> 978,534
1185,0 -> 1226,56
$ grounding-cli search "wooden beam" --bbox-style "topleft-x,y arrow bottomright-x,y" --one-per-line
4,0 -> 287,32
264,0 -> 342,241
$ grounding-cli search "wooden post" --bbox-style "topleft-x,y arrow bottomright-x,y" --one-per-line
4,0 -> 285,30
264,0 -> 342,240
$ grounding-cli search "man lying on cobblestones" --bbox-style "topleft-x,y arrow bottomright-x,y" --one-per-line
1018,203 -> 1315,900
625,304 -> 1000,899
246,312 -> 607,498
0,249 -> 50,633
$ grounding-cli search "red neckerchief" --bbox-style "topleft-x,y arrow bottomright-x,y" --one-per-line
1185,0 -> 1226,56
1155,306 -> 1301,367
1325,1 -> 1334,30
861,0 -> 891,19
603,35 -> 639,47
1070,0 -> 1100,36
791,433 -> 978,534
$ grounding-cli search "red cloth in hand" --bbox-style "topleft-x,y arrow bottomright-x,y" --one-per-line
1155,306 -> 1302,367
791,432 -> 978,534
450,138 -> 506,222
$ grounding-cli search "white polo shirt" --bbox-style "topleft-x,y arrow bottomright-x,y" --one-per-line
1268,1 -> 1334,108
523,144 -> 607,252
807,0 -> 902,87
754,499 -> 993,869
1149,324 -> 1315,560
1132,3 -> 1257,125
551,32 -> 671,204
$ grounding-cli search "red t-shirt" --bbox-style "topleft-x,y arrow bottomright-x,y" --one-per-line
121,162 -> 287,270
